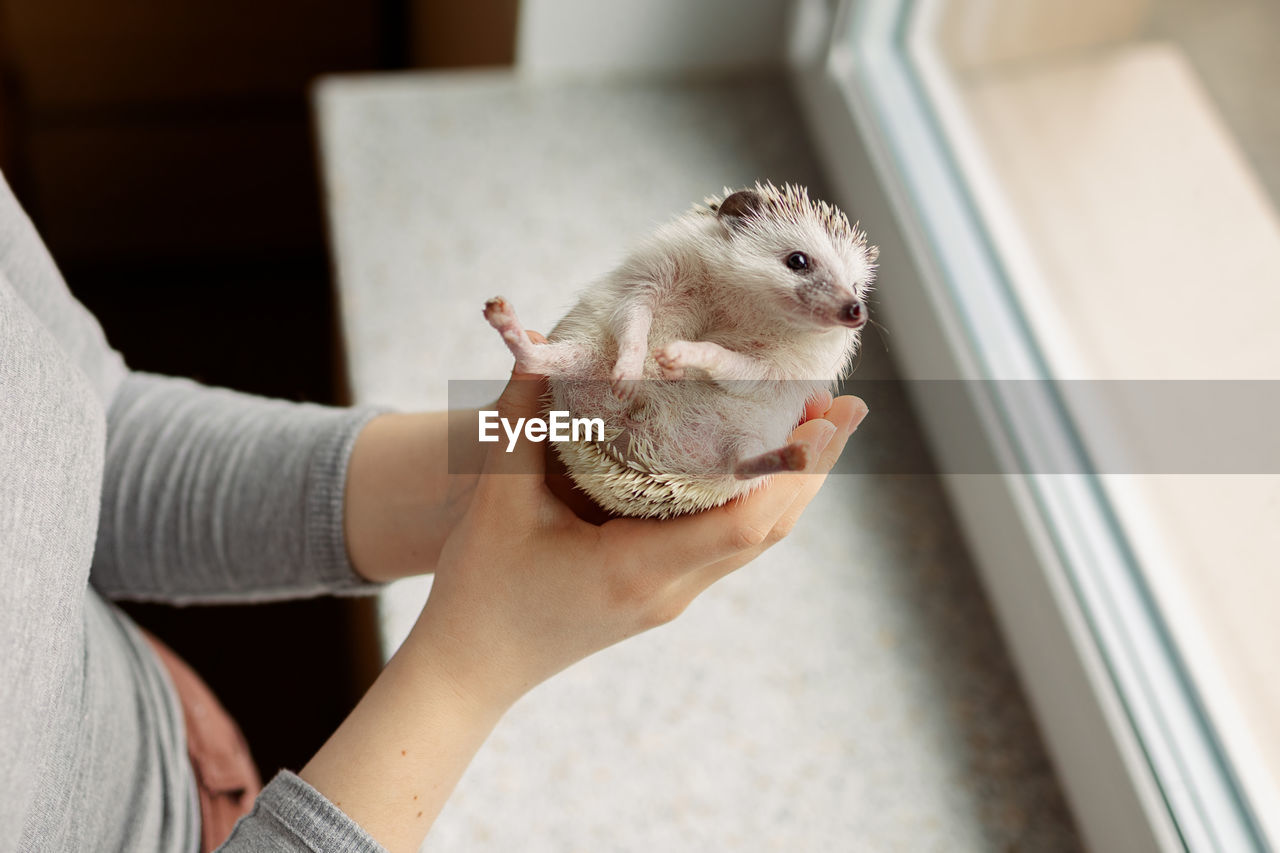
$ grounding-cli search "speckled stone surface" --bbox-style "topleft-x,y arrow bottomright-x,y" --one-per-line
314,69 -> 1082,853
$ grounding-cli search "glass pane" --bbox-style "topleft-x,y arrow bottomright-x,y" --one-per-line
891,0 -> 1280,845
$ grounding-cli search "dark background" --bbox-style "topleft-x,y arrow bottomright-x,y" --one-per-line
0,0 -> 518,782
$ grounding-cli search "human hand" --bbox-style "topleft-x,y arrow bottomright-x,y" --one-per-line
400,355 -> 868,713
304,340 -> 865,852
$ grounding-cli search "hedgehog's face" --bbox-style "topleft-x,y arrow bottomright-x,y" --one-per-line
713,187 -> 877,333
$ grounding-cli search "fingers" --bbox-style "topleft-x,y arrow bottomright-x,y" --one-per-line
716,395 -> 867,547
802,390 -> 834,423
682,395 -> 868,591
795,396 -> 868,479
760,395 -> 868,541
481,331 -> 552,479
602,414 -> 841,573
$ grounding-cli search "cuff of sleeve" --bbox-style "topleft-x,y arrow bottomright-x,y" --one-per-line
224,770 -> 388,852
306,406 -> 393,595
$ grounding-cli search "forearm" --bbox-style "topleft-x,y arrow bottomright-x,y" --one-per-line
343,410 -> 485,583
92,372 -> 382,602
297,628 -> 509,853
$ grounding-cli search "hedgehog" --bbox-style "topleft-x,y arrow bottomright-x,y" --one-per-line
483,181 -> 877,518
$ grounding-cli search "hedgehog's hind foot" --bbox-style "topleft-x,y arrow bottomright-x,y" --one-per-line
483,296 -> 537,364
733,442 -> 809,480
483,296 -> 580,374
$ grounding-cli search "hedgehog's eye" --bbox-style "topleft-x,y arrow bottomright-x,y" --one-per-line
785,252 -> 810,272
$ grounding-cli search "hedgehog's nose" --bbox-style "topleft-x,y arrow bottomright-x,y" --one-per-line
839,299 -> 867,329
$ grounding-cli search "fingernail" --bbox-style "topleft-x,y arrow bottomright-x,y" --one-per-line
815,421 -> 837,452
845,402 -> 869,432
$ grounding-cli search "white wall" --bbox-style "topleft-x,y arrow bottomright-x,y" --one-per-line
517,0 -> 792,74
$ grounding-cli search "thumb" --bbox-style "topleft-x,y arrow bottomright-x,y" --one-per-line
483,334 -> 551,478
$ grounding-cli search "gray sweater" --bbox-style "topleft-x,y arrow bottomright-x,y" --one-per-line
1,172 -> 388,852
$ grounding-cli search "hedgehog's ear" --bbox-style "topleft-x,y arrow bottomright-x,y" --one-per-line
716,189 -> 764,232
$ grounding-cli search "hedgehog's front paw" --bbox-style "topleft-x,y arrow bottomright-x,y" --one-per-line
654,342 -> 690,380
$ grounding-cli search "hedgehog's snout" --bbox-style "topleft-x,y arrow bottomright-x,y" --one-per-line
838,298 -> 867,329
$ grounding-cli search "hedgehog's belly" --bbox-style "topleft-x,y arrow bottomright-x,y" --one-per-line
548,377 -> 797,519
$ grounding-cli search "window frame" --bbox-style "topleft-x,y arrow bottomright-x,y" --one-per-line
786,1 -> 1274,850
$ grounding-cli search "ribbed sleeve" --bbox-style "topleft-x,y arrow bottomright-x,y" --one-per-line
90,371 -> 387,603
218,771 -> 387,852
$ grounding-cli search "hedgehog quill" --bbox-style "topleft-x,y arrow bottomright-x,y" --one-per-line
484,181 -> 877,518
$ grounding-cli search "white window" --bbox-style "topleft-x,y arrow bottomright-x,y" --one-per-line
791,0 -> 1280,850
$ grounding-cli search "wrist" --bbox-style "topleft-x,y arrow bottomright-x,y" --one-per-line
398,609 -> 532,718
